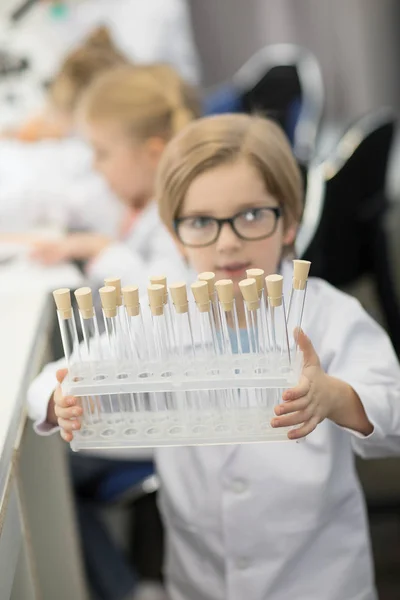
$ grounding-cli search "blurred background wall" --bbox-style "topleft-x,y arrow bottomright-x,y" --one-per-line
191,0 -> 400,122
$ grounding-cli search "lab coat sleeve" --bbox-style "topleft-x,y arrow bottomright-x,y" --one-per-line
26,356 -> 65,436
317,288 -> 400,458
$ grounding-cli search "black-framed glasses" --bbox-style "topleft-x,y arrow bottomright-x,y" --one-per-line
174,206 -> 282,248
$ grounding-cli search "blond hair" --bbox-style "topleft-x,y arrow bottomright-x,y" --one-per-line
157,114 -> 303,251
79,63 -> 201,141
49,26 -> 127,113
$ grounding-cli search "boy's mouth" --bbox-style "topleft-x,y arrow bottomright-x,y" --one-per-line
216,262 -> 251,278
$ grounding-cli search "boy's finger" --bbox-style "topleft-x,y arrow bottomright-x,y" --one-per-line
55,394 -> 78,409
282,377 -> 310,402
56,368 -> 68,384
271,407 -> 313,429
55,405 -> 82,420
58,417 -> 81,433
60,430 -> 73,443
288,416 -> 319,440
274,396 -> 310,416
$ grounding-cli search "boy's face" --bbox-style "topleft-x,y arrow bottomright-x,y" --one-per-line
81,120 -> 158,208
178,159 -> 296,291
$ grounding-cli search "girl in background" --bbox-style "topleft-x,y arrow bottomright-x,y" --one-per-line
29,63 -> 200,290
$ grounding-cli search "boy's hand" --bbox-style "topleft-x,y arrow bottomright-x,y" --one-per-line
52,368 -> 83,442
30,233 -> 112,265
271,329 -> 373,439
271,329 -> 330,439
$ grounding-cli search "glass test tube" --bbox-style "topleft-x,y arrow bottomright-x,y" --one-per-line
53,288 -> 80,366
265,274 -> 290,365
191,281 -> 220,412
239,278 -> 262,354
148,284 -> 170,362
74,287 -> 103,363
170,282 -> 200,413
53,289 -> 84,429
169,282 -> 195,361
198,272 -> 223,355
150,275 -> 176,351
74,287 -> 102,422
104,277 -> 129,363
215,279 -> 242,355
100,285 -> 125,418
148,283 -> 172,412
246,268 -> 271,353
191,281 -> 219,359
215,279 -> 242,412
286,260 -> 311,361
122,286 -> 148,365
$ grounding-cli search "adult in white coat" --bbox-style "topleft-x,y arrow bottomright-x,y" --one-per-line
6,0 -> 201,87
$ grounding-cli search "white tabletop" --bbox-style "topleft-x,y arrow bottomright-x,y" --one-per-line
0,260 -> 83,500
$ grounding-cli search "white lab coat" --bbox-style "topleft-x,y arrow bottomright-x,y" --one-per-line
6,0 -> 201,85
86,200 -> 190,290
0,137 -> 124,236
27,263 -> 400,599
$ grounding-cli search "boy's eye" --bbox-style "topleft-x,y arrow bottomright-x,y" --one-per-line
241,208 -> 265,222
186,216 -> 214,229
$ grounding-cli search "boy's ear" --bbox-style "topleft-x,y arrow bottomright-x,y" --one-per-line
282,224 -> 297,247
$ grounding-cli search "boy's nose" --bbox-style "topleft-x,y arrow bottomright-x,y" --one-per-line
215,222 -> 242,253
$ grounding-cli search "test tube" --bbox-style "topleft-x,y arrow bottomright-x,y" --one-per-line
122,286 -> 148,364
147,284 -> 170,363
286,260 -> 311,359
104,277 -> 127,361
99,286 -> 120,361
191,281 -> 219,359
99,286 -> 126,418
215,279 -> 242,355
239,278 -> 262,354
265,274 -> 290,365
198,272 -> 223,354
74,287 -> 103,422
74,287 -> 103,363
53,288 -> 80,366
246,268 -> 271,352
149,275 -> 176,349
169,282 -> 195,361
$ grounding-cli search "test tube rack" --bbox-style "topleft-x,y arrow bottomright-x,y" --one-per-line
54,261 -> 311,451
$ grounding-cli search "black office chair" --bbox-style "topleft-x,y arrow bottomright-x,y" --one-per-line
205,44 -> 324,184
296,108 -> 400,354
234,44 -> 324,173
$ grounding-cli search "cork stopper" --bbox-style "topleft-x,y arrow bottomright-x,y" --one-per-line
239,278 -> 260,311
147,284 -> 165,316
122,285 -> 140,317
191,281 -> 210,313
265,274 -> 283,307
169,282 -> 189,314
246,268 -> 265,298
74,287 -> 94,319
198,272 -> 216,297
150,275 -> 168,303
53,288 -> 72,320
215,279 -> 234,312
104,277 -> 122,306
293,260 -> 311,291
99,286 -> 117,318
